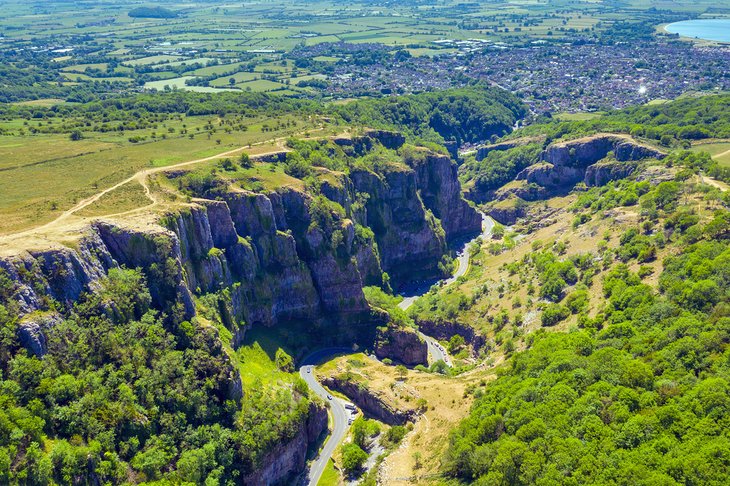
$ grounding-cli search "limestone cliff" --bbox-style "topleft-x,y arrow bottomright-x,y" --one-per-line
322,375 -> 416,425
484,134 -> 666,212
241,401 -> 328,485
374,324 -> 428,366
1,141 -> 478,343
542,134 -> 664,168
349,166 -> 447,284
527,133 -> 666,190
406,152 -> 482,241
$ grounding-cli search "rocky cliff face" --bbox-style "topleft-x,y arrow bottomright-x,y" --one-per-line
322,375 -> 416,426
542,134 -> 665,168
0,137 -> 478,484
507,134 -> 666,197
242,401 -> 327,485
407,152 -> 482,241
481,134 -> 666,225
374,324 -> 428,366
416,319 -> 486,355
349,166 -> 447,284
1,140 -> 478,345
475,136 -> 543,161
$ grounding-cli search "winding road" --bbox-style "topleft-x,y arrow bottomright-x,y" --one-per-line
300,213 -> 495,485
299,348 -> 357,486
399,214 -> 494,366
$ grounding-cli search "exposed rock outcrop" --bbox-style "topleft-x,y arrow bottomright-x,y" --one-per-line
542,134 -> 665,168
350,166 -> 447,284
474,136 -> 544,161
241,401 -> 328,485
494,181 -> 547,202
374,324 -> 428,366
17,312 -> 62,357
406,152 -> 482,240
487,198 -> 526,225
584,160 -> 638,187
508,134 -> 666,196
363,129 -> 406,150
322,375 -> 416,425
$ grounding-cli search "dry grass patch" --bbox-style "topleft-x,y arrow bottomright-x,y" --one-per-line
317,353 -> 494,483
75,181 -> 151,217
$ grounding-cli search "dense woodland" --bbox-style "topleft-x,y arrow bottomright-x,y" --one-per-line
446,214 -> 730,484
0,87 -> 525,147
526,95 -> 730,145
333,87 -> 526,146
0,266 -> 314,483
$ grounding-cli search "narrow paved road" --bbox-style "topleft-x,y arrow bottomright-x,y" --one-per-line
398,214 -> 494,366
299,348 -> 356,486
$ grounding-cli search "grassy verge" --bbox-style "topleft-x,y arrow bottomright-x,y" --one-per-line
317,459 -> 341,486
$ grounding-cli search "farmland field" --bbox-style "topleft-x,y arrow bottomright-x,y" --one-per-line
1,0 -> 720,104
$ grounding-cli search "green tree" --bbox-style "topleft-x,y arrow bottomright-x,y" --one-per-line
448,334 -> 465,353
541,303 -> 569,327
239,152 -> 252,168
341,443 -> 368,476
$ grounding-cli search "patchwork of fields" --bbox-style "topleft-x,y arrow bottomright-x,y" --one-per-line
2,0 -> 722,99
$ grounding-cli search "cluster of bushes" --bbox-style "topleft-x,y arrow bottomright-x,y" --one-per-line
531,250 -> 578,302
572,179 -> 650,213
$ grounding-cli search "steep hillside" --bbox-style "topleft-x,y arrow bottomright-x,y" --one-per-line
0,132 -> 479,483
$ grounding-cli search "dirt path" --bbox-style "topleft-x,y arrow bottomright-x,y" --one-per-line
0,137 -> 293,246
701,174 -> 729,192
55,141 -> 288,226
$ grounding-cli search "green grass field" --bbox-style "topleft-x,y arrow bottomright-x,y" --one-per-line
0,113 -> 320,233
691,141 -> 730,166
317,459 -> 340,486
554,112 -> 605,121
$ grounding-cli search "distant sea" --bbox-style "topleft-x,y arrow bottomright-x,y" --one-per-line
665,19 -> 730,43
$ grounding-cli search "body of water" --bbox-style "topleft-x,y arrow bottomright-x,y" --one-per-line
664,19 -> 730,43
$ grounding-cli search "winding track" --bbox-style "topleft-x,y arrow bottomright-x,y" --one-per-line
300,213 -> 495,485
399,214 -> 495,366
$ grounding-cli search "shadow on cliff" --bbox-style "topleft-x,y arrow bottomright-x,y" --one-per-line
242,316 -> 382,364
